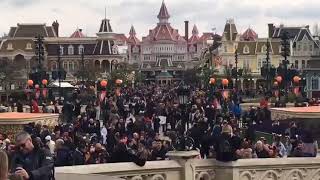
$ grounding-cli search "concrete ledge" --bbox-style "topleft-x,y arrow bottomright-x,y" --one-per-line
55,160 -> 182,175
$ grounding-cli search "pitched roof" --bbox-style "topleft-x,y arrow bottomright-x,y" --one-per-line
8,23 -> 57,38
222,19 -> 238,41
272,26 -> 301,39
188,25 -> 200,44
99,19 -> 113,33
115,34 -> 128,43
128,26 -> 141,45
70,28 -> 85,38
144,22 -> 185,42
241,28 -> 258,41
157,1 -> 170,20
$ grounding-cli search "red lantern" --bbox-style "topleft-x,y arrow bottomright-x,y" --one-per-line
35,84 -> 40,89
293,76 -> 301,83
209,78 -> 216,85
274,90 -> 279,97
276,76 -> 282,83
293,87 -> 300,95
42,79 -> 48,86
27,80 -> 34,87
116,79 -> 123,85
222,79 -> 229,86
222,90 -> 229,99
274,81 -> 279,86
100,80 -> 108,87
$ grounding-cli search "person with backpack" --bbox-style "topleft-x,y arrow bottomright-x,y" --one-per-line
214,124 -> 238,162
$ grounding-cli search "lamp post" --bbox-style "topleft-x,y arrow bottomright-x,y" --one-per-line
280,31 -> 290,98
177,84 -> 190,132
26,80 -> 34,113
57,46 -> 62,103
234,49 -> 238,90
266,39 -> 271,92
81,49 -> 85,83
207,38 -> 214,69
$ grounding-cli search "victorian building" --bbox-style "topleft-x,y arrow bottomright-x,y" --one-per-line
127,1 -> 208,84
0,22 -> 58,92
45,18 -> 127,82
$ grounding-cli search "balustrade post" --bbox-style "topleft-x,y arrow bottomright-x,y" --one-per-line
167,151 -> 200,180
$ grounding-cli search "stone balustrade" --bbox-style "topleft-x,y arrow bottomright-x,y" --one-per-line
56,151 -> 320,180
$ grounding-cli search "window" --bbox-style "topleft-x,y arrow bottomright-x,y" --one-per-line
279,45 -> 282,53
261,45 -> 267,53
144,56 -> 150,61
178,55 -> 184,60
310,44 -> 313,51
297,44 -> 301,51
68,45 -> 74,55
63,61 -> 68,70
224,46 -> 227,52
51,62 -> 57,70
303,44 -> 307,51
60,46 -> 64,55
302,60 -> 306,69
78,45 -> 84,55
295,60 -> 299,69
312,76 -> 319,90
243,45 -> 249,54
26,43 -> 32,50
7,43 -> 13,50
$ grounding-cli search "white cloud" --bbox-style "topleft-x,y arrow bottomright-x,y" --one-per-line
0,0 -> 320,38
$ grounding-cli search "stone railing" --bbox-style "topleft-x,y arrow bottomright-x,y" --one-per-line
56,151 -> 320,180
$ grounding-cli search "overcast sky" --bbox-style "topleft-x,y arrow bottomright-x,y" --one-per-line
1,0 -> 320,38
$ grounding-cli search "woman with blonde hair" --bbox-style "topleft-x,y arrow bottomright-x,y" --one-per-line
0,150 -> 8,180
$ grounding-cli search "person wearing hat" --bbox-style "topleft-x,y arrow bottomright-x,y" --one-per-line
45,136 -> 55,155
214,124 -> 238,162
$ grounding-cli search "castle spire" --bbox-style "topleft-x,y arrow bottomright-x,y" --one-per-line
157,0 -> 170,23
192,25 -> 199,36
129,25 -> 136,36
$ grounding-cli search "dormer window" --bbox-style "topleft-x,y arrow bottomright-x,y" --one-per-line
243,45 -> 249,54
68,45 -> 74,55
261,45 -> 267,53
133,46 -> 139,53
59,46 -> 64,55
78,45 -> 84,55
7,43 -> 13,50
112,45 -> 119,54
26,43 -> 32,50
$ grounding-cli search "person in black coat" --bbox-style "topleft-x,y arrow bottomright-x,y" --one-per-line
214,124 -> 238,162
10,132 -> 54,180
110,141 -> 146,166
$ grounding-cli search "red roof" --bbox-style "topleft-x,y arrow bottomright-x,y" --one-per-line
70,28 -> 85,38
188,25 -> 200,44
115,34 -> 128,43
157,1 -> 170,20
128,26 -> 141,44
241,28 -> 258,41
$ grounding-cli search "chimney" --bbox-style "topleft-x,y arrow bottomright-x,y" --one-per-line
184,21 -> 189,42
79,29 -> 82,32
52,20 -> 59,37
268,23 -> 274,38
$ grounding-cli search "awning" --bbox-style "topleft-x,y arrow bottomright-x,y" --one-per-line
49,81 -> 77,88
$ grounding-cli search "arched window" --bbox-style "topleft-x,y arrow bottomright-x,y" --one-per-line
63,61 -> 68,70
68,45 -> 74,55
261,45 -> 267,53
243,45 -> 249,54
26,43 -> 32,50
294,60 -> 299,69
302,60 -> 306,69
311,76 -> 319,90
7,43 -> 13,50
59,46 -> 64,55
78,45 -> 84,55
51,62 -> 57,71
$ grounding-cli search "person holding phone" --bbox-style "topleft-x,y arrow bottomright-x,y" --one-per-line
10,132 -> 54,180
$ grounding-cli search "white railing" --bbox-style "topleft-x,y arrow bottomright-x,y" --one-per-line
56,151 -> 320,180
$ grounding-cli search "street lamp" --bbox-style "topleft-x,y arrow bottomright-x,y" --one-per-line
177,84 -> 190,131
234,49 -> 238,90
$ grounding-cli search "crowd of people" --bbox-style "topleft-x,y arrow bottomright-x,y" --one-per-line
0,83 -> 318,180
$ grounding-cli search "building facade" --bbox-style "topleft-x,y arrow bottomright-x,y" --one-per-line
127,1 -> 209,83
45,18 -> 127,82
